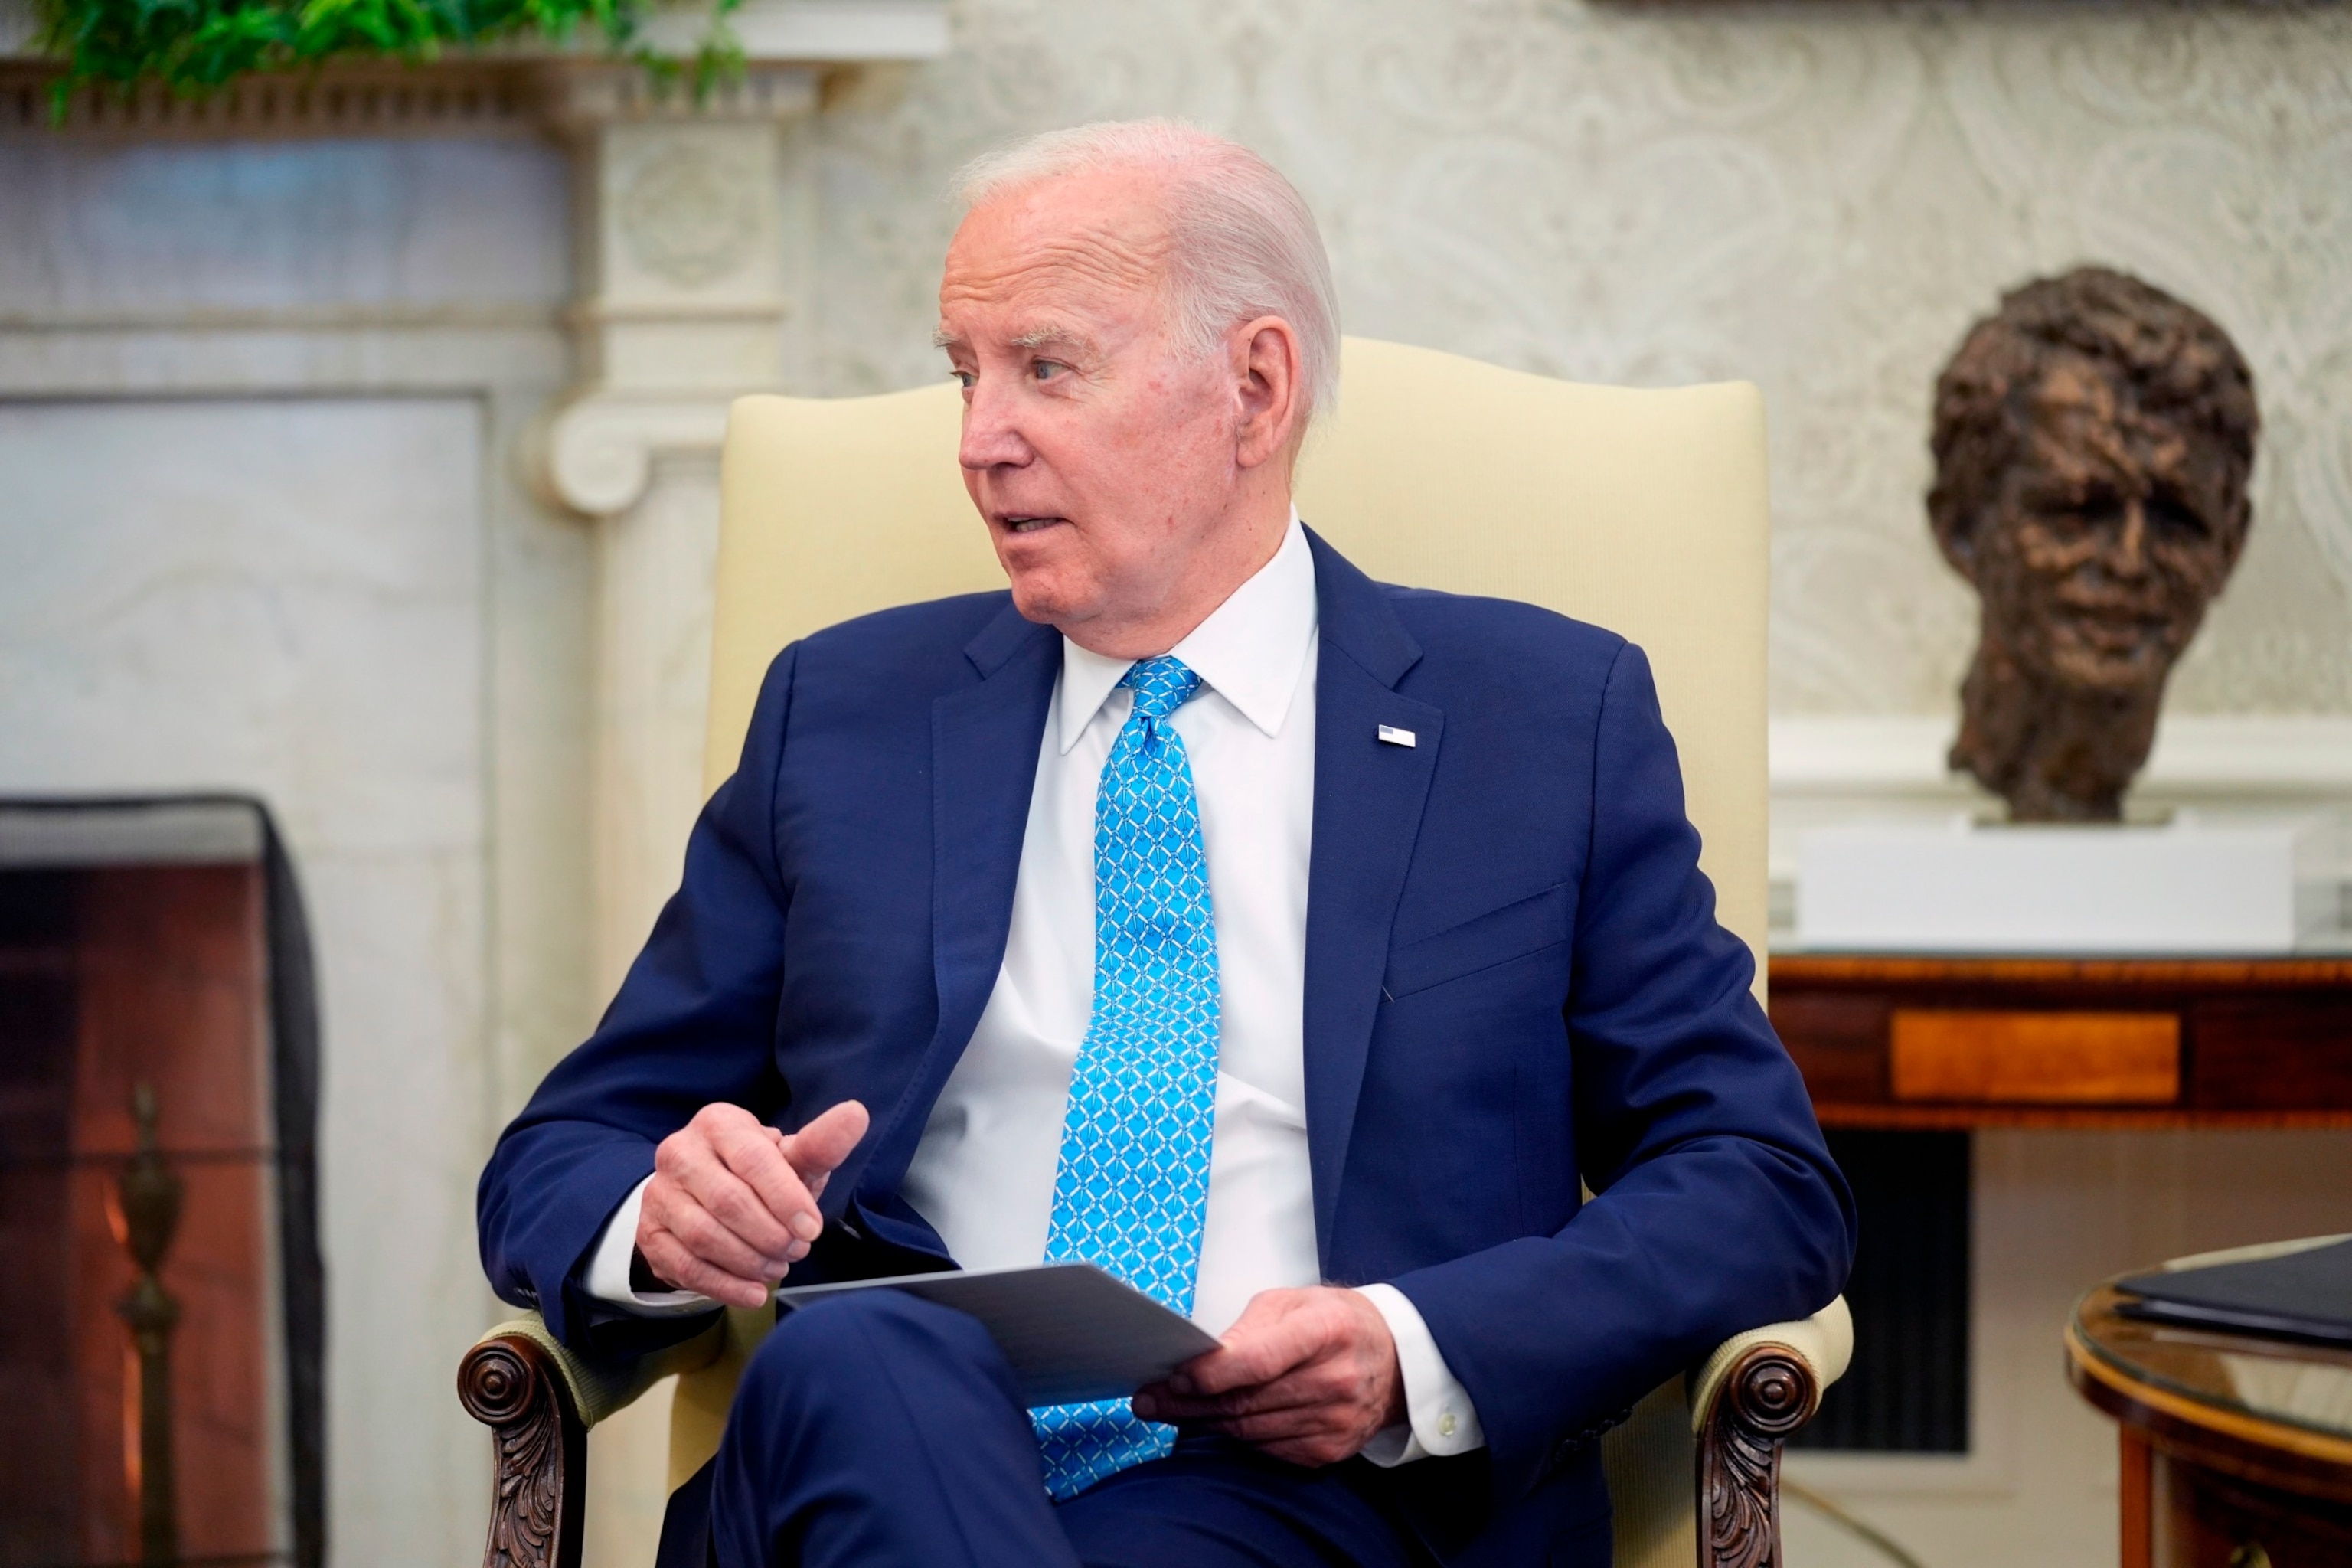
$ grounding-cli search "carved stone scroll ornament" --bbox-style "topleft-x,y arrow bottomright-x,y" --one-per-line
459,1334 -> 586,1568
1928,266 -> 2260,822
1700,1345 -> 1820,1568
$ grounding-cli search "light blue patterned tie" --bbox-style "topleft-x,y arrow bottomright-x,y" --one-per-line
1031,656 -> 1222,1499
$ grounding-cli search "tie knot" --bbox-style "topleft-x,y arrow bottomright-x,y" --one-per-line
1119,657 -> 1200,722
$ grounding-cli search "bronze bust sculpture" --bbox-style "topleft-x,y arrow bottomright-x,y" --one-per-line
1928,266 -> 2259,822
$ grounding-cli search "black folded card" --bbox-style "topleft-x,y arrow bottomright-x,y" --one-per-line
2116,1237 -> 2352,1348
776,1263 -> 1220,1407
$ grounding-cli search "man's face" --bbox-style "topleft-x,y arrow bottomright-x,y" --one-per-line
1967,355 -> 2241,696
936,171 -> 1246,642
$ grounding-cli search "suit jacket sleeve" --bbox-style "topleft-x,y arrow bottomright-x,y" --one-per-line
475,645 -> 800,1347
1387,642 -> 1855,1502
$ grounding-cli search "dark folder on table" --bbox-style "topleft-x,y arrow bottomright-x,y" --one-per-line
776,1262 -> 1221,1407
2116,1238 -> 2352,1348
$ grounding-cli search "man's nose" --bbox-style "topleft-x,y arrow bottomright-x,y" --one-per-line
959,378 -> 1031,472
2104,498 -> 2151,580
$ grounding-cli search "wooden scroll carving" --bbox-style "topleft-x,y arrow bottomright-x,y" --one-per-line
1699,1344 -> 1821,1568
459,1334 -> 587,1568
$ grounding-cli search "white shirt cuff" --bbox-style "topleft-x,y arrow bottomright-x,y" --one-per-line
584,1174 -> 721,1316
1353,1282 -> 1485,1467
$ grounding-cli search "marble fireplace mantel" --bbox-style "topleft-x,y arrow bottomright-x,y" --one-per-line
0,0 -> 947,132
5,0 -> 949,998
2,5 -> 949,1555
5,0 -> 951,943
5,0 -> 949,508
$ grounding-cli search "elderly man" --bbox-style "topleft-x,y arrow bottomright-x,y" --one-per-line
479,121 -> 1851,1568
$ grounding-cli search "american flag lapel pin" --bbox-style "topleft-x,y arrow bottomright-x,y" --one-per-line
1377,724 -> 1416,748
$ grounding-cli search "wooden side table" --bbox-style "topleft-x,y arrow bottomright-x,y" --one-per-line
1769,954 -> 2352,1129
2067,1266 -> 2352,1566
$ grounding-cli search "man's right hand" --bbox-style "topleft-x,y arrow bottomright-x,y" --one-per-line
635,1099 -> 870,1308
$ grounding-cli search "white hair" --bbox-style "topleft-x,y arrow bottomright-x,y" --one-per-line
954,119 -> 1341,425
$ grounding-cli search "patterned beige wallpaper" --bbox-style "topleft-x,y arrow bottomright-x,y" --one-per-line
804,0 -> 2352,717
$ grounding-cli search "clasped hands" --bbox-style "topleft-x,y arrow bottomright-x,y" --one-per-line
638,1101 -> 1404,1467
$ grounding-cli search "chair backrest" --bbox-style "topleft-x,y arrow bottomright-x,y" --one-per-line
692,338 -> 1771,1564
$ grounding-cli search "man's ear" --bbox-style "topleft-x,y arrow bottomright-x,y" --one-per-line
1929,476 -> 1986,585
1231,317 -> 1303,472
2212,485 -> 2255,580
1935,514 -> 1981,583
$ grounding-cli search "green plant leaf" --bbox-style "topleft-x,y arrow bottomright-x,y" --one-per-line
37,0 -> 717,103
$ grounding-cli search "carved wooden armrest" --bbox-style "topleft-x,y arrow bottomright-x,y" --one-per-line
459,1328 -> 586,1568
1692,1297 -> 1853,1568
457,1295 -> 1854,1568
458,1312 -> 729,1568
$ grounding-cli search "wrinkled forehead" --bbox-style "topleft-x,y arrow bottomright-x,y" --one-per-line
2016,354 -> 2218,495
938,173 -> 1178,338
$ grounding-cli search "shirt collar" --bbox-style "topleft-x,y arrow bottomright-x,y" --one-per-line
1057,508 -> 1318,754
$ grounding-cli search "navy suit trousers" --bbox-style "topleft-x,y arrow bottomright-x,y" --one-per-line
676,1292 -> 1432,1568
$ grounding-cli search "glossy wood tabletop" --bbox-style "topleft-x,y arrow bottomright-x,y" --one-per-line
2067,1282 -> 2352,1504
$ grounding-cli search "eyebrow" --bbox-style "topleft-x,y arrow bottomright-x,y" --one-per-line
1011,325 -> 1091,352
930,324 -> 1097,355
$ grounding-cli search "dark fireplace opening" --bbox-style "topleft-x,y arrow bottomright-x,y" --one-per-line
0,801 -> 322,1568
1788,1129 -> 1972,1455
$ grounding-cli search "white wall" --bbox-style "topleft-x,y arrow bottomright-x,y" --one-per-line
804,0 -> 2352,722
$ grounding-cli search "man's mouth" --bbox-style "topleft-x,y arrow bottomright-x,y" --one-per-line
996,514 -> 1066,535
2079,620 -> 2153,654
2054,604 -> 2168,660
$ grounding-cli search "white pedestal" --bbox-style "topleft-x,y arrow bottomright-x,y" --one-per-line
1796,815 -> 2334,955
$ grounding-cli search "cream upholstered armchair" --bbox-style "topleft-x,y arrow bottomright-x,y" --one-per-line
459,338 -> 1852,1568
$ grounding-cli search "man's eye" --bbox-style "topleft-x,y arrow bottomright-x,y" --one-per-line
1031,360 -> 1065,381
2148,497 -> 2209,539
2076,492 -> 2125,528
2023,493 -> 2090,529
951,369 -> 975,390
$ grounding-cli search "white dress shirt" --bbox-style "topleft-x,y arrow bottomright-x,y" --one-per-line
588,514 -> 1482,1465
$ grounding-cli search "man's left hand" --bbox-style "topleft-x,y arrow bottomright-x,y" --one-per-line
1130,1286 -> 1404,1467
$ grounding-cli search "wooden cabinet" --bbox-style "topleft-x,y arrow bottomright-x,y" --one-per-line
1769,955 -> 2352,1129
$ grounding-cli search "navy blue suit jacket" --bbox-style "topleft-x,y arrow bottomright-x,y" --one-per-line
479,530 -> 1852,1560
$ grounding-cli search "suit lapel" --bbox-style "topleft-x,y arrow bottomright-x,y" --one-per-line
1301,531 -> 1442,1267
858,603 -> 1058,1197
851,543 -> 1437,1270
